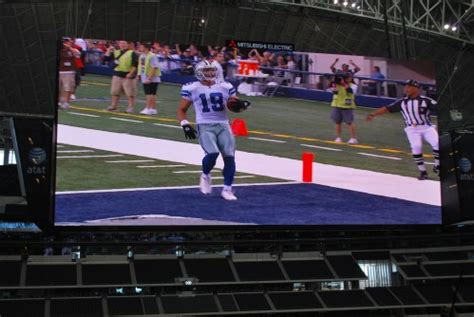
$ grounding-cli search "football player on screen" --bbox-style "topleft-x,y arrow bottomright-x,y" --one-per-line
177,61 -> 250,201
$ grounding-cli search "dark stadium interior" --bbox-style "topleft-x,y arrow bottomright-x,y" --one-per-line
1,0 -> 474,316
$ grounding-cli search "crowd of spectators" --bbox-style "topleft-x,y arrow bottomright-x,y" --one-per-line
78,39 -> 431,99
81,39 -> 300,84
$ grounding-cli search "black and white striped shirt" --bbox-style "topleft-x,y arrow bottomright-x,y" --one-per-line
387,96 -> 437,126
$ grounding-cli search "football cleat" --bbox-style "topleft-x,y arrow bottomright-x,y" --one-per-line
334,137 -> 342,143
125,107 -> 134,114
221,188 -> 237,201
199,174 -> 212,195
417,171 -> 428,180
70,94 -> 76,100
347,138 -> 358,144
148,108 -> 158,115
433,165 -> 440,176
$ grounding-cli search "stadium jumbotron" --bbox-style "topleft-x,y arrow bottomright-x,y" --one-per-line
0,0 -> 474,316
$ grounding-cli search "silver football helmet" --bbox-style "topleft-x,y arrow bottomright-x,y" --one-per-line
194,60 -> 218,82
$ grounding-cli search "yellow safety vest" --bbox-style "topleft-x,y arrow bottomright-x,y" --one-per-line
138,52 -> 161,77
113,50 -> 134,72
331,84 -> 356,109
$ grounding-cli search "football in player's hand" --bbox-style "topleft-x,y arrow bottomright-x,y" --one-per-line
227,97 -> 251,113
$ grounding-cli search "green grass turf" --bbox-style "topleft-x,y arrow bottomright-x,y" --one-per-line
59,74 -> 438,180
56,144 -> 285,191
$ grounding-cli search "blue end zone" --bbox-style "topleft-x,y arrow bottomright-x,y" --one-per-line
55,184 -> 440,225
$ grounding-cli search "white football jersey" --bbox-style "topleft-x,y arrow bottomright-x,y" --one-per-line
181,81 -> 236,124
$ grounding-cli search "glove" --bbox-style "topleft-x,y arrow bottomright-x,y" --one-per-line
181,120 -> 197,139
227,97 -> 251,113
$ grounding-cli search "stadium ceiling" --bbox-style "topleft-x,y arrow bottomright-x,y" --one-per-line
267,0 -> 474,44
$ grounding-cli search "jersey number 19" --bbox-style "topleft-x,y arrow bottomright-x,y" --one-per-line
199,93 -> 224,113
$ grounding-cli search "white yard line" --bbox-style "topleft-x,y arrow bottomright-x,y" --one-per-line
248,137 -> 287,144
425,162 -> 435,165
105,160 -> 156,163
153,123 -> 181,129
110,117 -> 143,123
357,152 -> 403,161
56,181 -> 298,195
57,154 -> 124,159
57,150 -> 95,153
301,144 -> 343,152
173,170 -> 204,174
213,175 -> 255,179
136,164 -> 186,168
69,112 -> 100,118
56,145 -> 65,148
172,170 -> 222,174
57,125 -> 441,205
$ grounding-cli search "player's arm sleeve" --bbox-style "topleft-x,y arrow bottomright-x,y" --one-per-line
386,99 -> 402,113
225,83 -> 237,97
180,86 -> 193,101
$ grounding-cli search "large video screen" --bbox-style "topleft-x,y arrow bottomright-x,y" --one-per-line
54,38 -> 441,225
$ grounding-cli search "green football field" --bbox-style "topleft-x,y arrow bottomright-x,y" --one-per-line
57,74 -> 437,191
56,144 -> 282,191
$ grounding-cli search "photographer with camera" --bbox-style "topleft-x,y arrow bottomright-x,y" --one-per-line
330,72 -> 358,144
58,37 -> 81,109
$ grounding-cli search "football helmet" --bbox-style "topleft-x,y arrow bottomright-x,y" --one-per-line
194,60 -> 218,82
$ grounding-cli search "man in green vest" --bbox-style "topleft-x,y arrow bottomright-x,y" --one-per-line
105,40 -> 139,113
330,72 -> 358,144
137,43 -> 161,115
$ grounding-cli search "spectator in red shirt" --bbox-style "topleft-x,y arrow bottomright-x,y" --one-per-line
70,38 -> 84,100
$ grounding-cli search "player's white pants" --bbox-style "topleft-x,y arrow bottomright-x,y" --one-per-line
404,125 -> 439,154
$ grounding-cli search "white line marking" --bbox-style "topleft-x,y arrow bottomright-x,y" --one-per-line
357,152 -> 403,161
69,112 -> 100,118
57,150 -> 95,153
248,137 -> 287,144
301,144 -> 343,152
425,162 -> 435,165
153,123 -> 181,129
213,175 -> 255,179
57,145 -> 65,148
57,154 -> 124,159
173,170 -> 216,174
56,181 -> 299,195
136,164 -> 186,168
110,117 -> 143,123
105,160 -> 156,163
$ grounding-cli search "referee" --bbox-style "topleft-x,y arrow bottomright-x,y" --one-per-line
366,80 -> 439,180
